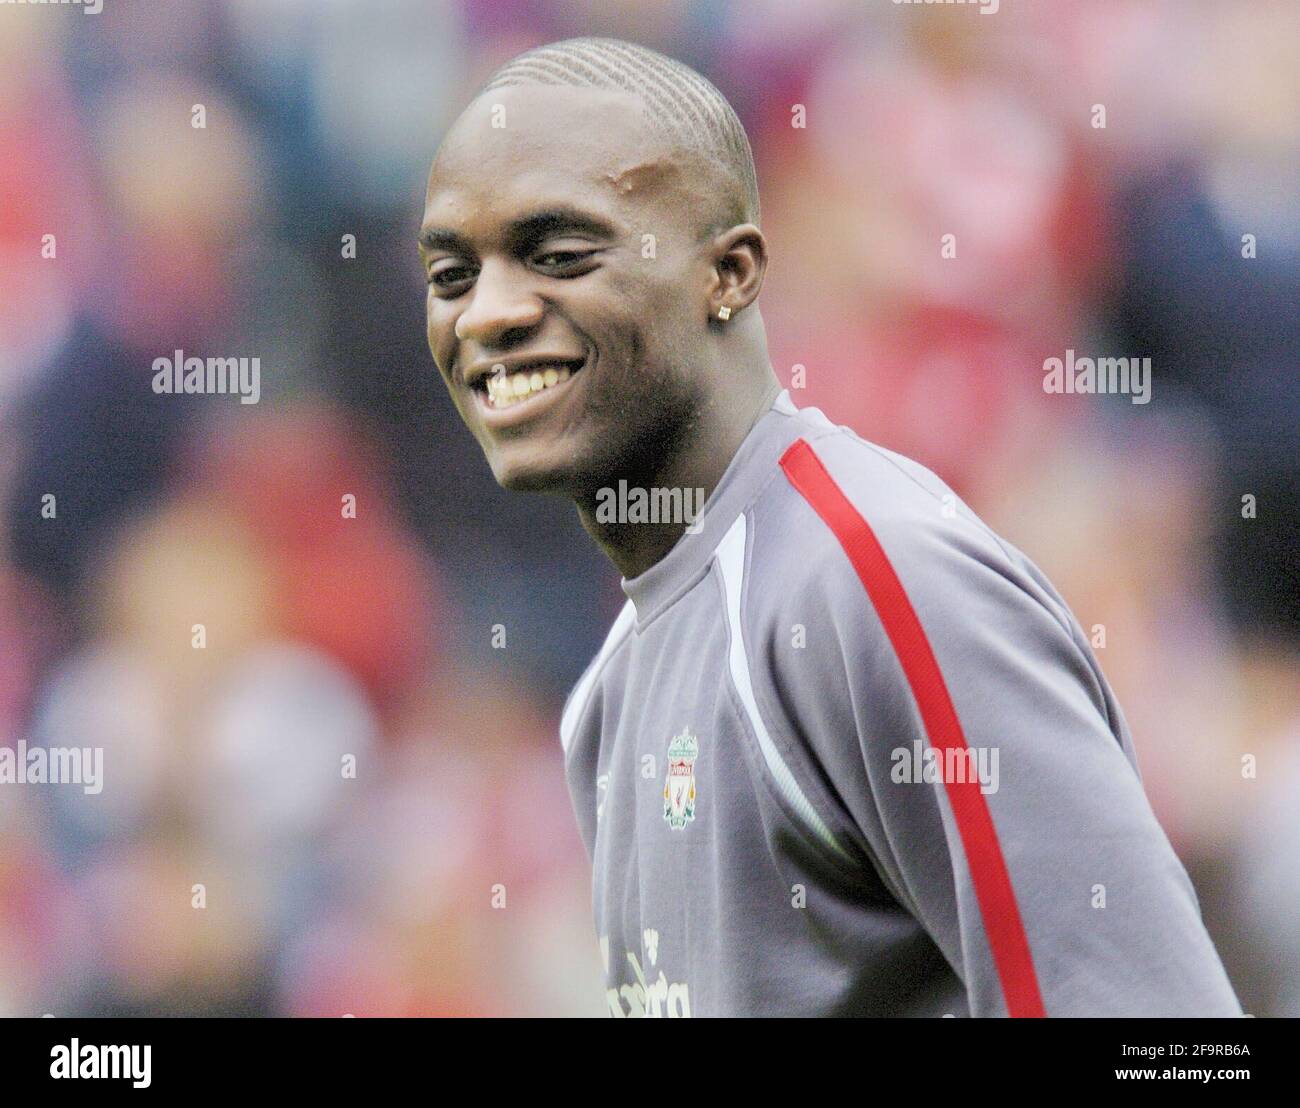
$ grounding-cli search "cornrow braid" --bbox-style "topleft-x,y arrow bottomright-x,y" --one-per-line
478,37 -> 760,229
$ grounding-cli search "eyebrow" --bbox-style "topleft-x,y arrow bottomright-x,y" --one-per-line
417,207 -> 619,255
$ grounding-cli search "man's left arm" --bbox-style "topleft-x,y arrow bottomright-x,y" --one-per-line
766,435 -> 1244,1016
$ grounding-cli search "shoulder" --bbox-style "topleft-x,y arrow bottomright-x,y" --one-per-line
736,413 -> 1120,756
559,597 -> 635,755
746,418 -> 984,605
743,413 -> 1075,650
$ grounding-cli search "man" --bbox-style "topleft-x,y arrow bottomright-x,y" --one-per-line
419,37 -> 1242,1017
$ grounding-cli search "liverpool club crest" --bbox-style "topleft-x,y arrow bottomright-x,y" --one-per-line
663,729 -> 699,830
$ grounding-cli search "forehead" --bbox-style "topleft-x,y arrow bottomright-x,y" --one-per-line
423,84 -> 686,241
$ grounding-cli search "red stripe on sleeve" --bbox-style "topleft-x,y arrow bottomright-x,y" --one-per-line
779,437 -> 1046,1018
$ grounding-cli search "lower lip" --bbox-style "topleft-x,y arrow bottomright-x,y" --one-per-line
471,362 -> 584,429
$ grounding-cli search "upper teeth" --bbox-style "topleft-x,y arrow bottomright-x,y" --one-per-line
486,365 -> 571,407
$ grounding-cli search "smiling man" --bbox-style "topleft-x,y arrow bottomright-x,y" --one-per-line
419,36 -> 1242,1018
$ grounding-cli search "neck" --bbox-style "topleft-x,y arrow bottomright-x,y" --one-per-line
576,348 -> 780,580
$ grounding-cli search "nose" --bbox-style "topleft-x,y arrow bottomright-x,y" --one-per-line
454,258 -> 544,345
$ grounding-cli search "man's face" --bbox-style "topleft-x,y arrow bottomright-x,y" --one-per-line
421,85 -> 717,495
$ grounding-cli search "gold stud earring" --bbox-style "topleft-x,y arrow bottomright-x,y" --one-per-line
717,305 -> 731,321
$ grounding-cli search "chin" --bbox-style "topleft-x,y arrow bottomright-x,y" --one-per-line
489,449 -> 581,497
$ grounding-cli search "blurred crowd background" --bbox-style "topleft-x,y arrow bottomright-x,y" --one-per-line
0,0 -> 1296,1017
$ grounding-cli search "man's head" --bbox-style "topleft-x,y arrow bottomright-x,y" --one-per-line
420,37 -> 770,497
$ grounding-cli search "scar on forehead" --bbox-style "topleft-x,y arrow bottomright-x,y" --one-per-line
602,158 -> 683,196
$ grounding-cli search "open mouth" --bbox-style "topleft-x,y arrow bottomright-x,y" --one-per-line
473,357 -> 586,411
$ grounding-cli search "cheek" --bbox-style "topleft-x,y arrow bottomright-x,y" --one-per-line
587,262 -> 691,361
425,294 -> 452,367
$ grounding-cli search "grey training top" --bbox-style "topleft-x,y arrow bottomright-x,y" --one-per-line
559,390 -> 1242,1017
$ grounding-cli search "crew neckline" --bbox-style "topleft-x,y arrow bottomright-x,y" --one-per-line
620,389 -> 802,628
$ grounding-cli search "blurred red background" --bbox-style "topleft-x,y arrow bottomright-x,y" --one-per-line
0,0 -> 1296,1016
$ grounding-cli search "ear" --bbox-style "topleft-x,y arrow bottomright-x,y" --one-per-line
707,224 -> 768,322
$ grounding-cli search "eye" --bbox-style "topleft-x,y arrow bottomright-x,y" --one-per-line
427,263 -> 476,293
533,248 -> 597,275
